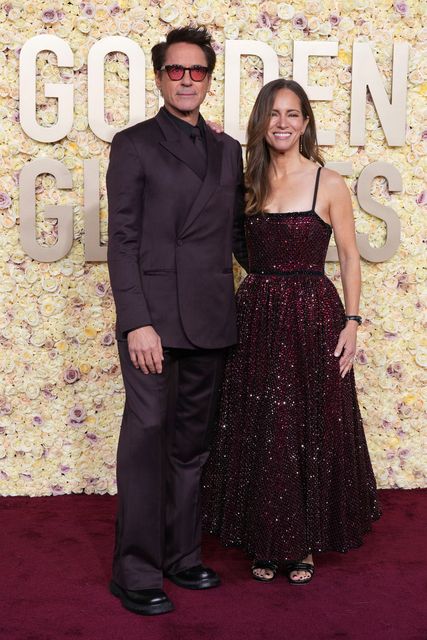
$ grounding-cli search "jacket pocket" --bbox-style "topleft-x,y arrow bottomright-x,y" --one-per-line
142,269 -> 176,275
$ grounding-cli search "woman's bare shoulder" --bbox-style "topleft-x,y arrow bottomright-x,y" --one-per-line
319,166 -> 348,190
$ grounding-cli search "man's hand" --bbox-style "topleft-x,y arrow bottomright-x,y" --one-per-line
127,326 -> 164,374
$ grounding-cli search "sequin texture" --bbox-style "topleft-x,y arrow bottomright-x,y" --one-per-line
202,193 -> 381,562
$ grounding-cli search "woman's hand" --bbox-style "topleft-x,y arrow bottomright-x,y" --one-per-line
206,120 -> 224,134
334,322 -> 358,378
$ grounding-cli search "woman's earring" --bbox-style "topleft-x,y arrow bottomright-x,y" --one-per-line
299,134 -> 303,154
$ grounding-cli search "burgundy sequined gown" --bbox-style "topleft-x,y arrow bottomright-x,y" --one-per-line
202,168 -> 380,562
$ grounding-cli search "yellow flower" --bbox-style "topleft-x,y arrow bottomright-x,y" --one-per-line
338,49 -> 351,65
84,326 -> 98,339
56,341 -> 69,353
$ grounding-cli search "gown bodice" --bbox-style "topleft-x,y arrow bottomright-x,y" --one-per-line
246,210 -> 332,275
245,165 -> 332,275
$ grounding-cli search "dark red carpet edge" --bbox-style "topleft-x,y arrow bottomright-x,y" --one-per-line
0,490 -> 426,640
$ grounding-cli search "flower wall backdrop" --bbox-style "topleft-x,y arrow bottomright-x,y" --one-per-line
0,0 -> 425,495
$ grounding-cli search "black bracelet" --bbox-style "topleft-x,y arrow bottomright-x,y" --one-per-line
345,315 -> 362,325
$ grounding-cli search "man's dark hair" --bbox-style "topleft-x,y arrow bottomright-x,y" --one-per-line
151,27 -> 216,74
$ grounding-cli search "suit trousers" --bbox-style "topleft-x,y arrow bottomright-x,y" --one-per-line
113,342 -> 226,590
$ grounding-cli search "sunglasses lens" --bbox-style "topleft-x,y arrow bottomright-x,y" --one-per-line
167,65 -> 184,80
190,67 -> 207,81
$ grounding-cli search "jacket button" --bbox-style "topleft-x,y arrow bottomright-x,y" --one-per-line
176,239 -> 183,247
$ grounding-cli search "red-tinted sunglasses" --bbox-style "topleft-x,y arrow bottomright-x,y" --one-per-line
159,64 -> 209,82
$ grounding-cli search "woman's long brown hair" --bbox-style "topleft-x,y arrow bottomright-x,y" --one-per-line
245,79 -> 324,215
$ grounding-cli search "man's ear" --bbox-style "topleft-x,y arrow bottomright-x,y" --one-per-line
154,71 -> 162,89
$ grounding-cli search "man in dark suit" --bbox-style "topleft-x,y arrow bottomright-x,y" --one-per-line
106,27 -> 247,615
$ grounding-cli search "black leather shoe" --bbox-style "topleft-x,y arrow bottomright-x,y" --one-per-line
110,581 -> 174,615
166,565 -> 221,590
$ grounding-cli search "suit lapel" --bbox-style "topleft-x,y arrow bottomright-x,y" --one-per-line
156,109 -> 206,181
178,126 -> 223,237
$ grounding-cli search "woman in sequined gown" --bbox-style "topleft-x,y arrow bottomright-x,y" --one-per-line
202,80 -> 380,584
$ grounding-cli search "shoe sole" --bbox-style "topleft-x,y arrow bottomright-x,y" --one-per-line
166,575 -> 221,590
110,581 -> 174,615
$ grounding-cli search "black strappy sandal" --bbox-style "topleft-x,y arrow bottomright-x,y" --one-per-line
285,562 -> 315,585
251,560 -> 279,582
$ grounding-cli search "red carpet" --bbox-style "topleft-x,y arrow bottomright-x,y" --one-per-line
0,490 -> 426,640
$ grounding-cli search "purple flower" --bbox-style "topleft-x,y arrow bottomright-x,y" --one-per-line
421,130 -> 427,141
41,8 -> 59,23
63,366 -> 81,384
81,3 -> 96,17
292,13 -> 308,30
32,415 -> 44,426
397,402 -> 411,417
416,190 -> 427,206
397,272 -> 410,291
60,464 -> 71,473
355,349 -> 368,365
0,192 -> 12,209
386,363 -> 403,379
86,432 -> 98,442
51,484 -> 64,495
0,401 -> 12,416
394,1 -> 409,15
108,1 -> 122,15
101,332 -> 115,346
212,42 -> 224,55
384,331 -> 398,339
329,12 -> 341,26
41,384 -> 56,400
68,404 -> 87,424
257,12 -> 280,31
71,296 -> 85,309
95,282 -> 108,297
398,448 -> 410,459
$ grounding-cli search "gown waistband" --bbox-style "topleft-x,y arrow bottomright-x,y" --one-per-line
249,269 -> 324,277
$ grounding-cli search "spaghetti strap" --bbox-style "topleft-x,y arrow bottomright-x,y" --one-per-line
311,167 -> 321,211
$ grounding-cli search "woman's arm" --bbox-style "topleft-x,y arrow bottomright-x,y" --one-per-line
327,170 -> 361,378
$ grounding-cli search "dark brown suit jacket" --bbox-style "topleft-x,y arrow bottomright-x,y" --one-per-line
106,108 -> 248,349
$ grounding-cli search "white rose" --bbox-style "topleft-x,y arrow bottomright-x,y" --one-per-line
277,3 -> 295,19
318,22 -> 332,36
223,23 -> 240,39
25,383 -> 40,400
29,331 -> 46,347
159,4 -> 179,23
255,27 -> 273,42
339,16 -> 354,31
308,16 -> 320,32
